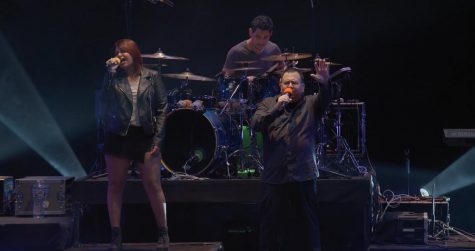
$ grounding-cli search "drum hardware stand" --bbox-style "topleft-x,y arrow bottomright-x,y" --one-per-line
405,149 -> 411,195
87,142 -> 108,179
428,184 -> 475,242
219,72 -> 263,177
327,80 -> 367,175
245,77 -> 264,170
219,75 -> 247,116
221,145 -> 232,178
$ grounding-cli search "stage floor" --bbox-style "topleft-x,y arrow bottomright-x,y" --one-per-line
369,233 -> 475,250
62,236 -> 475,251
65,242 -> 222,251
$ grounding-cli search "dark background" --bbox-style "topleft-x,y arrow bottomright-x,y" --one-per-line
1,0 -> 474,232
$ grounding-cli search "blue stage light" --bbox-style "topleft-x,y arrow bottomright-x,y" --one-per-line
0,33 -> 86,178
421,147 -> 475,196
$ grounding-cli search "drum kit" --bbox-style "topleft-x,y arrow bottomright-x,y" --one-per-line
141,49 -> 368,178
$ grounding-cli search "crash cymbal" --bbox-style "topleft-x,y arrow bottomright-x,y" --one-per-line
230,67 -> 262,72
142,49 -> 189,60
314,58 -> 342,66
161,71 -> 215,82
235,60 -> 256,65
263,53 -> 312,62
275,67 -> 312,75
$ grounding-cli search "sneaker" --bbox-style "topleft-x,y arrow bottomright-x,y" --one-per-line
156,226 -> 169,251
109,227 -> 122,251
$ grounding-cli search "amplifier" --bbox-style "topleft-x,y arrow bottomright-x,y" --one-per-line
375,211 -> 428,244
15,176 -> 74,216
0,176 -> 14,215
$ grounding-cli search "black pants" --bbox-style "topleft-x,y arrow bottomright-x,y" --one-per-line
260,179 -> 321,251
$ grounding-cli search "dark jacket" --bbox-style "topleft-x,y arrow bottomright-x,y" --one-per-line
98,67 -> 168,148
250,84 -> 330,184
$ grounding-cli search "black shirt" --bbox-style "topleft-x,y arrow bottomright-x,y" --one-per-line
251,85 -> 330,184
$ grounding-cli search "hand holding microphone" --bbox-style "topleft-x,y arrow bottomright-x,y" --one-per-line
105,56 -> 122,72
277,87 -> 293,110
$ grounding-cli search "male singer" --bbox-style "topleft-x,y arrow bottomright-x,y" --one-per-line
251,60 -> 330,251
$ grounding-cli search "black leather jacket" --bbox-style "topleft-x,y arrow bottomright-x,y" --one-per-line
98,67 -> 168,148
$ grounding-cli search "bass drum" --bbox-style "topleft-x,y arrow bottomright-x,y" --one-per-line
161,109 -> 240,175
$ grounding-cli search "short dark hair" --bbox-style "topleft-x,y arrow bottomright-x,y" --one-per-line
280,68 -> 305,84
250,15 -> 274,32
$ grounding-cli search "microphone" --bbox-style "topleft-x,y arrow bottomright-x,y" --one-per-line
281,87 -> 293,108
283,87 -> 293,98
105,57 -> 121,67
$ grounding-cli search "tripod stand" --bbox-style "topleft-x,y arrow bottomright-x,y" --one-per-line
318,80 -> 367,176
220,73 -> 263,178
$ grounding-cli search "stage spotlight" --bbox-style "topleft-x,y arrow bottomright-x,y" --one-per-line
0,33 -> 86,178
421,147 -> 475,197
420,188 -> 430,197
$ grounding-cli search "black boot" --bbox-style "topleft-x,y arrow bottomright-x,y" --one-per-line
109,227 -> 122,251
156,226 -> 169,251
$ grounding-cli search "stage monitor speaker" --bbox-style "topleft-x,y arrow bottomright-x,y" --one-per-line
15,176 -> 74,216
0,176 -> 14,215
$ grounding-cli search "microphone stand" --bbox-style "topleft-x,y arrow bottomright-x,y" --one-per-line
405,149 -> 411,195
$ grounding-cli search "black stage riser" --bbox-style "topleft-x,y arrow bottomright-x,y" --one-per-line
75,177 -> 374,251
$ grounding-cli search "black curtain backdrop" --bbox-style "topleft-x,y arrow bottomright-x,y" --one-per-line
1,0 -> 474,230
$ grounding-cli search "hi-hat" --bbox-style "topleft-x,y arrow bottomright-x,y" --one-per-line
230,67 -> 262,72
142,49 -> 188,60
144,63 -> 167,68
263,53 -> 312,62
161,71 -> 215,82
275,67 -> 312,75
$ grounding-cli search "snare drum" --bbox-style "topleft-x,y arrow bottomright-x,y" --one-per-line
194,95 -> 217,110
217,75 -> 279,105
167,88 -> 193,110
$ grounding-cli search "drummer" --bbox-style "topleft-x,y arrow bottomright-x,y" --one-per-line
222,15 -> 282,78
220,15 -> 283,111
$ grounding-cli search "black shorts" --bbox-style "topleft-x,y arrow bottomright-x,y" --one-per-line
103,126 -> 153,163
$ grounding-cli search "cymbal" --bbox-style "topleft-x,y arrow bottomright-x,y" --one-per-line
142,49 -> 188,60
275,67 -> 312,75
263,53 -> 312,62
144,63 -> 167,68
231,67 -> 262,72
161,71 -> 215,82
314,58 -> 341,66
235,60 -> 256,65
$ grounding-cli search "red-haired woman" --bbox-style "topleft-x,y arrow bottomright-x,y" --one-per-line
99,38 -> 169,251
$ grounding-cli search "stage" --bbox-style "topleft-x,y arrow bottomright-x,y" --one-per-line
71,176 -> 374,251
1,176 -> 475,250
